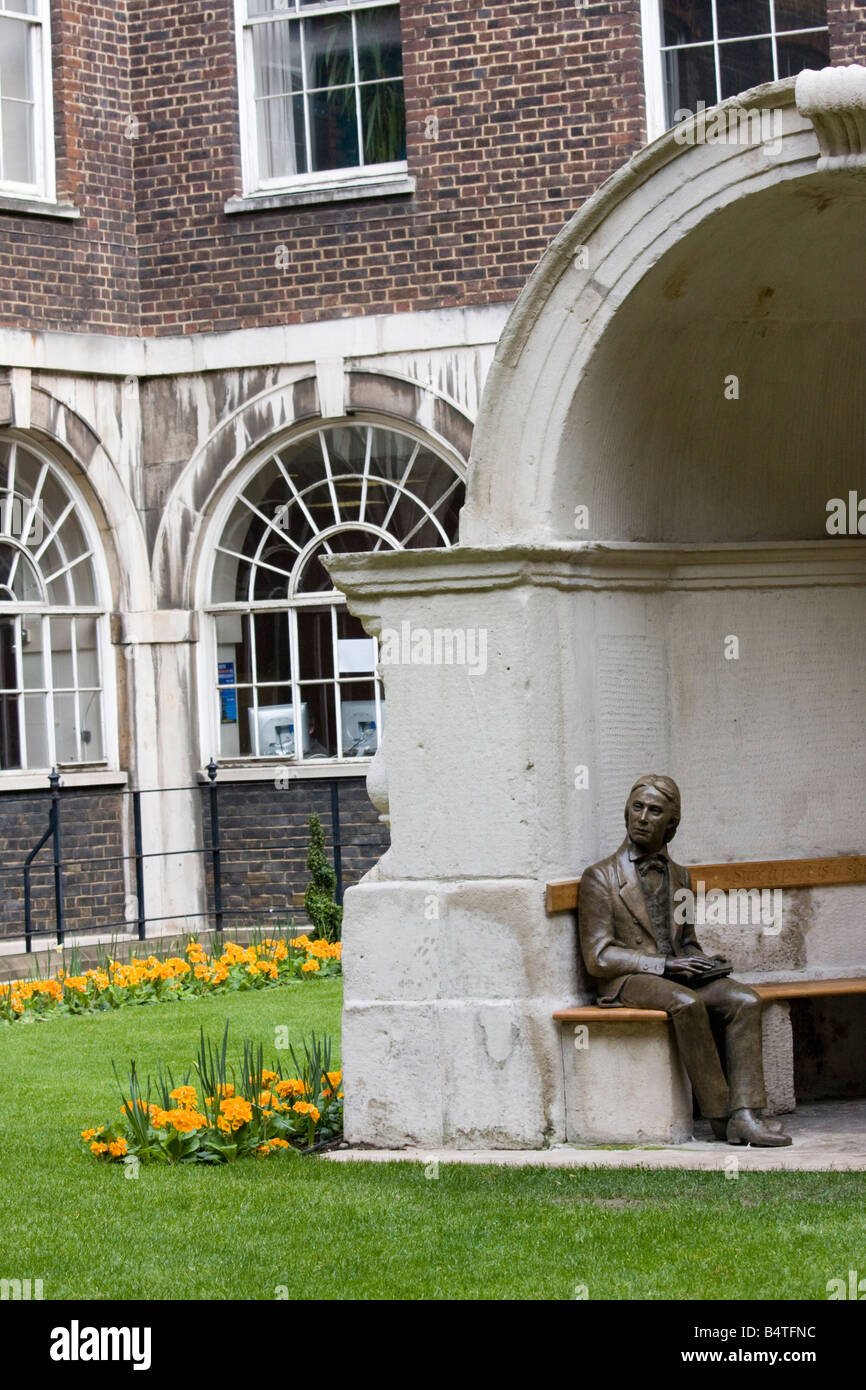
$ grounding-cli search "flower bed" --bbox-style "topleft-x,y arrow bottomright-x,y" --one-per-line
80,1024 -> 343,1164
0,934 -> 341,1024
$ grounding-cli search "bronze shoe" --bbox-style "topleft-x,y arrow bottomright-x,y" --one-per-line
727,1107 -> 792,1147
711,1113 -> 786,1140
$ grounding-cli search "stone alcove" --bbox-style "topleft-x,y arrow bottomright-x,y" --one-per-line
328,70 -> 866,1148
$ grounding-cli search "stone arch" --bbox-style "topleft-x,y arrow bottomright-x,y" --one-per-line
0,380 -> 150,612
462,76 -> 866,547
154,370 -> 473,611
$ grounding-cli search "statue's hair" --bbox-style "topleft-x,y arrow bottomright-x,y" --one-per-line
624,774 -> 681,841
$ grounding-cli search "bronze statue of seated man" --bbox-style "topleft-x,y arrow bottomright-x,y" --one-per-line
578,773 -> 791,1146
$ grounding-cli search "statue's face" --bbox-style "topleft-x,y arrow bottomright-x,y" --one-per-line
625,786 -> 675,855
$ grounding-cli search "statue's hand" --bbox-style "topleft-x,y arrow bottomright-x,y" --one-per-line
665,955 -> 719,979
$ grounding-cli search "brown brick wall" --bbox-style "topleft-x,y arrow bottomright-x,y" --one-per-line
198,777 -> 387,930
0,0 -> 652,335
0,785 -> 127,941
0,776 -> 387,943
131,0 -> 648,334
828,0 -> 866,50
0,3 -> 863,335
0,0 -> 138,331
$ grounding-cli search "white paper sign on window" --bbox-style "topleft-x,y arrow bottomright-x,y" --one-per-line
337,637 -> 377,674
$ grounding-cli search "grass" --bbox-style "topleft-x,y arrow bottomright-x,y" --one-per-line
2,979 -> 864,1300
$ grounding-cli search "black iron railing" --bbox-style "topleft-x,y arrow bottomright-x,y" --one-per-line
18,761 -> 350,952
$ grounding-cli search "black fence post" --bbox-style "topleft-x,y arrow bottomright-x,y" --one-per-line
330,779 -> 343,906
24,862 -> 32,953
131,788 -> 146,940
207,758 -> 223,933
49,767 -> 65,945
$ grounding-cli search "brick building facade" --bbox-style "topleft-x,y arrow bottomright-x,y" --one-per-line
0,0 -> 861,949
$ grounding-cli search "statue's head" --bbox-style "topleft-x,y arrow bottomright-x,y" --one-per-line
624,774 -> 681,853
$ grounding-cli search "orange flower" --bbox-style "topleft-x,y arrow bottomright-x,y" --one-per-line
165,1108 -> 208,1132
108,1138 -> 128,1157
274,1078 -> 306,1098
292,1101 -> 320,1123
169,1085 -> 198,1109
219,1096 -> 252,1127
301,959 -> 320,974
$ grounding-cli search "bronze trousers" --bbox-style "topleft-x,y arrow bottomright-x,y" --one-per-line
617,973 -> 767,1117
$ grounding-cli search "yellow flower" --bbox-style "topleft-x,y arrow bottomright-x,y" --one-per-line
81,1128 -> 97,1141
108,1138 -> 128,1157
90,1141 -> 108,1155
274,1078 -> 305,1098
256,1143 -> 272,1155
324,1070 -> 342,1088
269,1137 -> 290,1149
219,1096 -> 252,1126
169,1085 -> 199,1109
292,1101 -> 320,1122
165,1108 -> 208,1132
301,959 -> 320,974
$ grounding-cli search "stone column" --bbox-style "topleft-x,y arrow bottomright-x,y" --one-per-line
113,610 -> 206,937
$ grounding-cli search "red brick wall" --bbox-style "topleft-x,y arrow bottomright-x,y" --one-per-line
0,0 -> 138,331
131,0 -> 648,334
0,2 -> 864,337
828,0 -> 866,51
0,0 -> 649,336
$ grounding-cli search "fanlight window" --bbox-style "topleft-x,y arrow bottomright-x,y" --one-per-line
0,438 -> 106,770
208,423 -> 465,761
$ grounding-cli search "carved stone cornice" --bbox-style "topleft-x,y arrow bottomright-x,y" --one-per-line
795,64 -> 866,170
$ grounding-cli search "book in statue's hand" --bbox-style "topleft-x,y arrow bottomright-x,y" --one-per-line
693,956 -> 734,982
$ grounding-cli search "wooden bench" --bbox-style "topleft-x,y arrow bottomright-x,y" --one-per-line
553,978 -> 866,1025
545,855 -> 866,914
547,857 -> 866,1143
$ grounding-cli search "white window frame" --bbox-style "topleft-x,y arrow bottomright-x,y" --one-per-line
641,0 -> 829,143
0,435 -> 116,775
198,417 -> 466,767
0,0 -> 57,202
233,0 -> 408,199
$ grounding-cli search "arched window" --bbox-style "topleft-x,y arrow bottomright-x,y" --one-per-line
0,437 -> 109,770
206,421 -> 465,761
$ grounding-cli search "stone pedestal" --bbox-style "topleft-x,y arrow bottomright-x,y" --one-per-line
341,876 -> 577,1148
561,1019 -> 694,1145
762,1000 -> 796,1115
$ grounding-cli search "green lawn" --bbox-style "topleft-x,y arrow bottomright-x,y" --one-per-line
1,980 -> 863,1300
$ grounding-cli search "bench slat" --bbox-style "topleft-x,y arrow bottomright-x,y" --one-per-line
553,977 -> 866,1023
546,855 -> 866,913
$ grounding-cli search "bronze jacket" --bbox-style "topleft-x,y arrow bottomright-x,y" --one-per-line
577,839 -> 703,1004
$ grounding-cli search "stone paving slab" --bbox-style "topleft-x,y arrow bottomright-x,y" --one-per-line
326,1099 -> 866,1172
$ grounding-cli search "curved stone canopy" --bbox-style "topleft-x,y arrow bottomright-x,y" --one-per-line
462,76 -> 866,548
